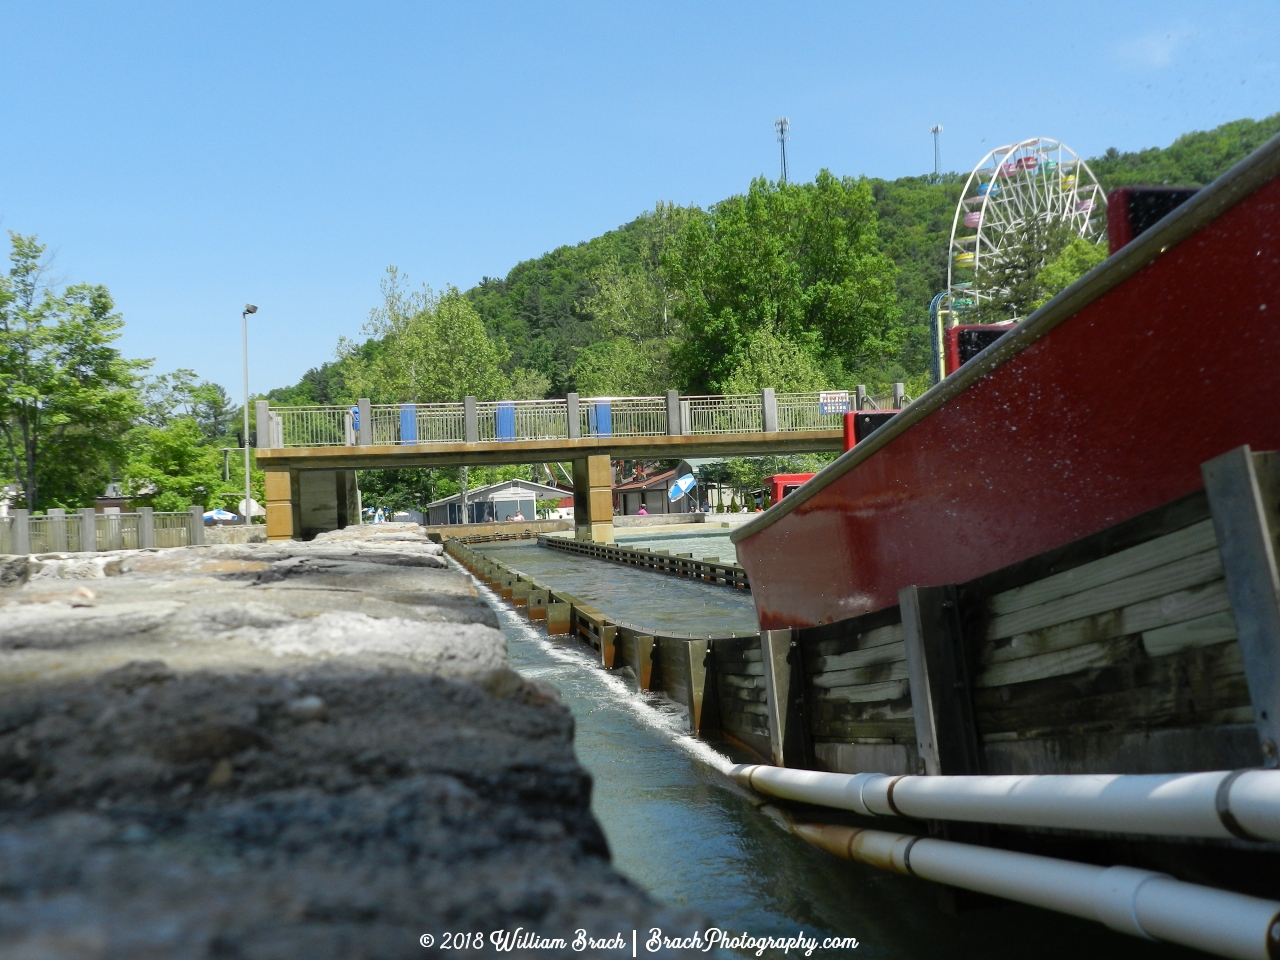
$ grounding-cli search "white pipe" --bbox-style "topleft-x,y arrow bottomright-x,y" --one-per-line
792,824 -> 1280,960
732,764 -> 1280,841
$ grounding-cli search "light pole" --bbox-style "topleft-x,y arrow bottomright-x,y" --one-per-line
241,304 -> 258,525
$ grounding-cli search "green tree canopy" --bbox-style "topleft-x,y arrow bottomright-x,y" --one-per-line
0,233 -> 145,509
664,171 -> 899,392
340,269 -> 511,404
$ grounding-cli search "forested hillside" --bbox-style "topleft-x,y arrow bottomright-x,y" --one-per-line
270,112 -> 1279,409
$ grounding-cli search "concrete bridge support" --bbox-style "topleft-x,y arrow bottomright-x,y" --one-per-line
264,468 -> 359,542
573,454 -> 614,543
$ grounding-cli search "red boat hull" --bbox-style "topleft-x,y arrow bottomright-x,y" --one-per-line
736,148 -> 1280,630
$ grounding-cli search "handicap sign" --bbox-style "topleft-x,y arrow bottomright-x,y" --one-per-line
819,390 -> 850,415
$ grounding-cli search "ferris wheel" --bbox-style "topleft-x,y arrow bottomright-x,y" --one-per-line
946,137 -> 1107,315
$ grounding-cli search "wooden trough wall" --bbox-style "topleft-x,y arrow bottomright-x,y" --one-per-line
447,449 -> 1276,781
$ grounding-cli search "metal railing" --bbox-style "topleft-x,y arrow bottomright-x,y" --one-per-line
262,384 -> 911,448
580,396 -> 667,438
276,405 -> 353,447
479,399 -> 571,442
0,508 -> 203,556
683,395 -> 763,434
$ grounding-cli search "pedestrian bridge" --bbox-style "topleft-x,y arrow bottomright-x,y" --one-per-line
254,386 -> 906,542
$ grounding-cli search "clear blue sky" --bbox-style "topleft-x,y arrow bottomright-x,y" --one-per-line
1,1 -> 1276,397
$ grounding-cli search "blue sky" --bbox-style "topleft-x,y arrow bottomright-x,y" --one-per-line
1,1 -> 1276,397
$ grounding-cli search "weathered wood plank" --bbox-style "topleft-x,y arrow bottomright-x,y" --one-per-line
810,659 -> 909,689
1142,611 -> 1238,658
808,640 -> 906,674
981,579 -> 1231,665
976,636 -> 1144,688
717,674 -> 761,690
989,520 -> 1217,617
985,549 -> 1224,640
812,697 -> 914,722
814,679 -> 910,703
803,623 -> 906,665
811,720 -> 917,741
974,641 -> 1249,734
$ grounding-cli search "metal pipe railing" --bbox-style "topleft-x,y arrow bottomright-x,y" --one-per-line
731,765 -> 1280,842
793,823 -> 1280,960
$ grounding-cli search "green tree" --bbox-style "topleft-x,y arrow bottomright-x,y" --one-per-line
718,328 -> 827,394
0,233 -> 145,509
970,218 -> 1079,323
124,417 -> 243,512
1032,237 -> 1108,309
341,269 -> 510,403
665,171 -> 899,392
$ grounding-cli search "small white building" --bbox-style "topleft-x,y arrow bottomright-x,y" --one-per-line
426,479 -> 566,525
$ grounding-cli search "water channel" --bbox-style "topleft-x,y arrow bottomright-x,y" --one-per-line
463,543 -> 1196,959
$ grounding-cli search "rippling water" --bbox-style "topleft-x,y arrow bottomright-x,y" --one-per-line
457,551 -> 1192,960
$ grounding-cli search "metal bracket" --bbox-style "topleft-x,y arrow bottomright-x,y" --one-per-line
1202,446 -> 1280,766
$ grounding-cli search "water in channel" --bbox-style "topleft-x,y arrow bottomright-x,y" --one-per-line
463,545 -> 1195,960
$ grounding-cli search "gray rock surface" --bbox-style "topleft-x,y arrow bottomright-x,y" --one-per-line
0,526 -> 700,958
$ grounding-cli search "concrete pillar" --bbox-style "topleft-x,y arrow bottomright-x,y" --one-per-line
188,505 -> 206,545
79,508 -> 96,553
566,393 -> 580,439
893,382 -> 906,410
856,385 -> 868,410
265,468 -> 296,541
295,469 -> 360,540
11,509 -> 30,556
255,401 -> 272,449
464,396 -> 478,444
665,390 -> 681,436
761,387 -> 778,433
357,399 -> 372,445
573,454 -> 614,543
138,507 -> 155,548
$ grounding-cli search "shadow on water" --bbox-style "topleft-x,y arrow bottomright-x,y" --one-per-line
463,553 -> 1203,960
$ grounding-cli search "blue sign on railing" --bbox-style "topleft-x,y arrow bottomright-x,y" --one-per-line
400,404 -> 417,444
589,401 -> 612,437
495,401 -> 516,440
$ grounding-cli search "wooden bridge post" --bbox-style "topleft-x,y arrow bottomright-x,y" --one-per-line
573,454 -> 614,543
900,584 -> 982,776
1203,445 -> 1280,766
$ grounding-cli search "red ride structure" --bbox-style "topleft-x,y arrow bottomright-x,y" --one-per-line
733,134 -> 1280,631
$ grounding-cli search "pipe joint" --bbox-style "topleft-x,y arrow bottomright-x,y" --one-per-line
1093,865 -> 1165,940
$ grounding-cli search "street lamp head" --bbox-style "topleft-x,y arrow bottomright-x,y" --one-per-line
243,304 -> 258,315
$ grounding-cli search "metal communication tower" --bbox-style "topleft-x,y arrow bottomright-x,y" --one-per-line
931,125 -> 943,177
775,117 -> 790,183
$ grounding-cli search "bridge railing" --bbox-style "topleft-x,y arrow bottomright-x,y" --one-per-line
261,385 -> 909,448
581,396 -> 667,437
682,394 -> 763,434
478,399 -> 570,442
